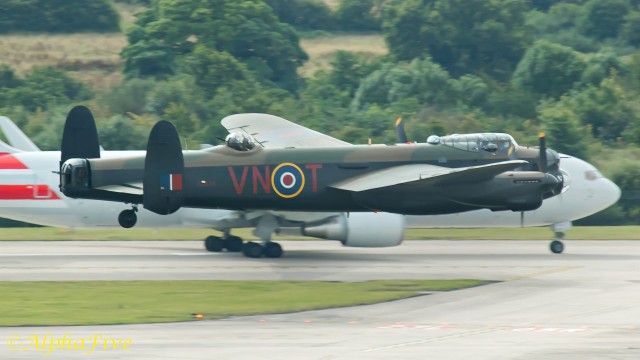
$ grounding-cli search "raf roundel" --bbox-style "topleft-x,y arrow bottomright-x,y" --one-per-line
271,163 -> 305,198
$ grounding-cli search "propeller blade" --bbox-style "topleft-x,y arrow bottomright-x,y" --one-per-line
520,211 -> 524,227
538,132 -> 547,172
395,117 -> 408,143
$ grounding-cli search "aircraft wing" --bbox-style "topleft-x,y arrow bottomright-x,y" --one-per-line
330,160 -> 528,192
0,116 -> 41,152
221,113 -> 351,148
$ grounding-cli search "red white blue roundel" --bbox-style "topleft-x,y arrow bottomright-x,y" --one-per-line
271,163 -> 305,198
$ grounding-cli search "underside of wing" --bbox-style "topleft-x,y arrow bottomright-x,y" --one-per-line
329,160 -> 528,192
221,113 -> 351,148
95,182 -> 143,196
202,210 -> 340,234
78,182 -> 144,204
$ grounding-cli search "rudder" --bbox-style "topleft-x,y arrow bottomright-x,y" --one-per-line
61,106 -> 100,166
143,120 -> 184,215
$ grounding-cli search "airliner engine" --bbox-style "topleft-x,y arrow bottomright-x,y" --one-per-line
303,212 -> 405,247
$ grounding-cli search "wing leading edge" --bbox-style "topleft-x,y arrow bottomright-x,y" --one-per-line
329,160 -> 529,192
221,113 -> 351,148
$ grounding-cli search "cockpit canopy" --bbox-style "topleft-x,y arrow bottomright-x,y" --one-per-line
428,133 -> 517,153
225,132 -> 256,151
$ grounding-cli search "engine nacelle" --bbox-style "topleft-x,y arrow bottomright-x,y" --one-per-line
303,213 -> 405,248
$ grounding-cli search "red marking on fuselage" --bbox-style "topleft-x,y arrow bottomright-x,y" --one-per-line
0,185 -> 60,200
305,164 -> 323,192
252,166 -> 271,194
230,164 -> 323,195
0,154 -> 28,169
282,173 -> 294,186
172,174 -> 183,191
228,166 -> 249,195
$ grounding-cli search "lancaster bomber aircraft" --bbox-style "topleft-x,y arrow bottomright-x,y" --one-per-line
59,106 -> 566,257
0,114 -> 618,258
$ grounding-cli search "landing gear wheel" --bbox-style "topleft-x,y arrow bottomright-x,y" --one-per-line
205,236 -> 224,252
243,242 -> 264,258
264,242 -> 283,258
118,209 -> 137,228
224,235 -> 243,252
550,240 -> 564,254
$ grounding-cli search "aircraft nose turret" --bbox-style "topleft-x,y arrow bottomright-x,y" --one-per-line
559,169 -> 572,194
541,146 -> 564,196
546,149 -> 561,170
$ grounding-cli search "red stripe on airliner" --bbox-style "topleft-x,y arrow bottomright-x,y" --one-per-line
0,185 -> 61,200
0,153 -> 28,169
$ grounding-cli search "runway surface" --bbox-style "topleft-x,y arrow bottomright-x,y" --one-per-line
1,239 -> 640,359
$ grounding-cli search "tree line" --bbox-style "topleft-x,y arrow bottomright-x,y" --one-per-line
0,0 -> 120,33
2,0 -> 640,223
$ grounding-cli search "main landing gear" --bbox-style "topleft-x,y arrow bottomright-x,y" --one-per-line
242,241 -> 283,258
203,215 -> 285,258
118,206 -> 138,228
203,236 -> 284,258
204,235 -> 243,252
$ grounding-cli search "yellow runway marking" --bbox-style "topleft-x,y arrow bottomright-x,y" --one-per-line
506,266 -> 580,281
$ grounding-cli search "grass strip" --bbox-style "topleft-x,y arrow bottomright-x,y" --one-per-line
0,226 -> 639,241
405,226 -> 640,240
0,280 -> 487,326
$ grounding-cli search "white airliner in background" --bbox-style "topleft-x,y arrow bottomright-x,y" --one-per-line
0,116 -> 621,256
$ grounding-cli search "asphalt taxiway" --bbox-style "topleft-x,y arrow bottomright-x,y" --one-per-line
1,240 -> 639,359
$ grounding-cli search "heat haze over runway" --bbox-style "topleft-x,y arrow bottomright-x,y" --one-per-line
1,240 -> 639,359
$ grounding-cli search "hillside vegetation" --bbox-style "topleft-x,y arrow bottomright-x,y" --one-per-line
0,0 -> 120,33
0,0 -> 639,224
299,34 -> 387,76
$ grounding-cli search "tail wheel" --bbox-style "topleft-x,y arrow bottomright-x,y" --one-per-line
118,209 -> 137,228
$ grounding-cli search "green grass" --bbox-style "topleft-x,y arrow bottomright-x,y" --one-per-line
0,227 -> 215,241
404,226 -> 640,240
299,33 -> 387,76
0,280 -> 486,326
0,33 -> 126,94
0,227 -> 301,241
0,21 -> 385,92
1,226 -> 640,241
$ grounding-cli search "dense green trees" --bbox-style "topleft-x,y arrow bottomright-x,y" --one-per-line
382,0 -> 531,79
265,0 -> 335,30
335,0 -> 382,31
0,0 -> 120,33
6,0 -> 640,222
621,10 -> 640,46
0,66 -> 92,111
264,0 -> 383,31
512,41 -> 586,99
122,0 -> 307,92
538,105 -> 591,160
578,0 -> 630,39
610,162 -> 640,224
